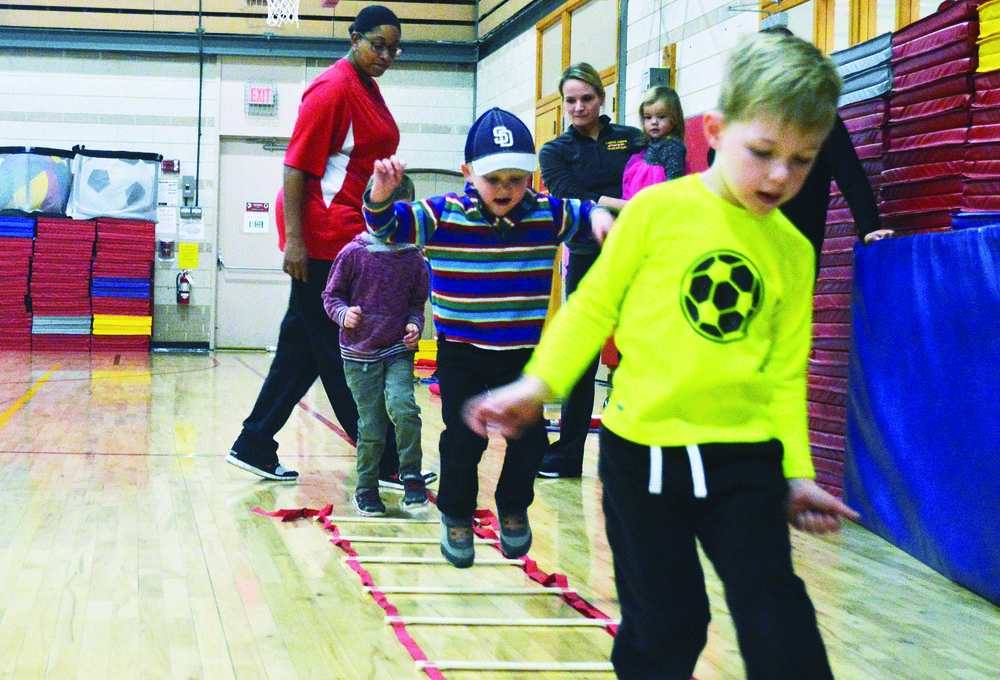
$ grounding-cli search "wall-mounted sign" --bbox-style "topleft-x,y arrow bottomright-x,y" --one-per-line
244,202 -> 269,233
246,85 -> 275,105
245,83 -> 278,116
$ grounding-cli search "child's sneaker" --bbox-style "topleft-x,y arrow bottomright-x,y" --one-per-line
439,514 -> 475,568
401,474 -> 429,510
353,488 -> 387,517
379,469 -> 438,490
499,513 -> 532,558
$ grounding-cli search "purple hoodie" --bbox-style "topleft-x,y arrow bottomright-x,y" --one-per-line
322,233 -> 429,362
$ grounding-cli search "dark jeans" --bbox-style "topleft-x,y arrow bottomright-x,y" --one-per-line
434,338 -> 548,521
599,428 -> 834,680
544,250 -> 600,469
232,258 -> 398,476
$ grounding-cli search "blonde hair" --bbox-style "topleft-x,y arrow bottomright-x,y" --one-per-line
639,85 -> 685,140
718,32 -> 841,134
559,63 -> 605,100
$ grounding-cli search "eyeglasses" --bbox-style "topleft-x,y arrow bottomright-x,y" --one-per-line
363,35 -> 402,58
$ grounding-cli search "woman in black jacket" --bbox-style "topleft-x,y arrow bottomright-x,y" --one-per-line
536,63 -> 644,478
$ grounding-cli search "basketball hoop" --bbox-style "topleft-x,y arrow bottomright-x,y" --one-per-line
266,0 -> 299,27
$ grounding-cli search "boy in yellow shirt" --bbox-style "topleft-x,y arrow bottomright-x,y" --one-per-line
464,32 -> 860,679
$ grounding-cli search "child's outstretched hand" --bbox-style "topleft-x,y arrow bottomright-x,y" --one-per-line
370,156 -> 407,204
463,375 -> 552,439
591,208 -> 615,245
403,323 -> 420,350
342,306 -> 362,329
787,478 -> 860,534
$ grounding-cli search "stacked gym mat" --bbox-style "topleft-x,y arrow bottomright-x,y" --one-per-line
809,0 -> 1000,495
30,217 -> 96,352
0,147 -> 158,352
961,0 -> 1000,221
833,32 -> 893,107
809,35 -> 893,495
0,216 -> 35,350
883,0 -> 980,234
91,217 -> 156,352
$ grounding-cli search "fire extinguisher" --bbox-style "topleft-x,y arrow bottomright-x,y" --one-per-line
176,270 -> 192,305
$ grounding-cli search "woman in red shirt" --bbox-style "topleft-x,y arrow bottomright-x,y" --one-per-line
227,5 -> 425,485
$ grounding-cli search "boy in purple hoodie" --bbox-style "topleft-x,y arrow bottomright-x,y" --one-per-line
323,175 -> 430,515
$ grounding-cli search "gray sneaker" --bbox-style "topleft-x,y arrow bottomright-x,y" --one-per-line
353,488 -> 387,517
401,474 -> 429,510
440,514 -> 475,568
499,512 -> 532,558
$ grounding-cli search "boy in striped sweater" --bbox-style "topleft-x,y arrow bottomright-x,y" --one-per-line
364,107 -> 614,567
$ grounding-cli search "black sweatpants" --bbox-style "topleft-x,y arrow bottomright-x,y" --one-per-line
598,427 -> 834,680
434,338 -> 549,521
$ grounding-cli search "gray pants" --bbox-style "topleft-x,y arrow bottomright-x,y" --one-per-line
343,353 -> 422,490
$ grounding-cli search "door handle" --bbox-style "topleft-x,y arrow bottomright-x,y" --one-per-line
217,254 -> 282,273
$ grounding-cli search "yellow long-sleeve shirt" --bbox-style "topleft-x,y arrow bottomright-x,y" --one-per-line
525,175 -> 817,478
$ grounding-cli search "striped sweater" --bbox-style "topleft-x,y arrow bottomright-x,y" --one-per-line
365,184 -> 598,350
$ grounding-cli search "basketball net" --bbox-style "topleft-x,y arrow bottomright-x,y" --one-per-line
266,0 -> 299,28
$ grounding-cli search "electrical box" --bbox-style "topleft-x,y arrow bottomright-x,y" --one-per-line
641,68 -> 672,91
181,175 -> 195,200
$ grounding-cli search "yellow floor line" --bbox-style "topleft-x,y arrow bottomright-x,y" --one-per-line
0,363 -> 61,429
174,423 -> 197,456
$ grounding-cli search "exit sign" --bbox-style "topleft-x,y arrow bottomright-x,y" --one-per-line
247,85 -> 275,106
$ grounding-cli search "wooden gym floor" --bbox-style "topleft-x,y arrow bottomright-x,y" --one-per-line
0,350 -> 997,680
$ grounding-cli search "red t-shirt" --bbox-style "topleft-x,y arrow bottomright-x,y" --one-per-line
278,58 -> 400,260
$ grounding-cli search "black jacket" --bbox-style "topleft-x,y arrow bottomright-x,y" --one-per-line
539,115 -> 644,253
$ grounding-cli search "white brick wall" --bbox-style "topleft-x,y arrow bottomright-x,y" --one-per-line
476,31 -> 537,132
623,0 -> 758,125
0,51 -> 475,345
471,0 -> 756,137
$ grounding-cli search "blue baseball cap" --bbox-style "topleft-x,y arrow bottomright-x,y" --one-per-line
464,107 -> 538,176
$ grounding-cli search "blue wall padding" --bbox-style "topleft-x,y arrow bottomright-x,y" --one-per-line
846,226 -> 1000,606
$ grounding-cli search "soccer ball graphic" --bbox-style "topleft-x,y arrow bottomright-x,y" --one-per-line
681,250 -> 763,342
69,157 -> 157,220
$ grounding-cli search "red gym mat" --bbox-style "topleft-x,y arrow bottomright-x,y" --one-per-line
840,97 -> 888,119
894,58 -> 975,92
890,93 -> 971,121
881,193 -> 964,214
891,0 -> 979,46
884,144 -> 966,168
881,160 -> 966,183
892,21 -> 977,62
843,112 -> 886,131
889,74 -> 972,108
880,175 -> 964,199
881,210 -> 954,232
887,128 -> 970,151
893,38 -> 978,75
888,109 -> 970,138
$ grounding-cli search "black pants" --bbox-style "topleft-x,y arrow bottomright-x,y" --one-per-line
599,428 -> 833,680
543,250 -> 600,469
232,258 -> 398,476
434,339 -> 548,520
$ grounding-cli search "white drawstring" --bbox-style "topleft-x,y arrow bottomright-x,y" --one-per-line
648,446 -> 663,495
686,444 -> 708,498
